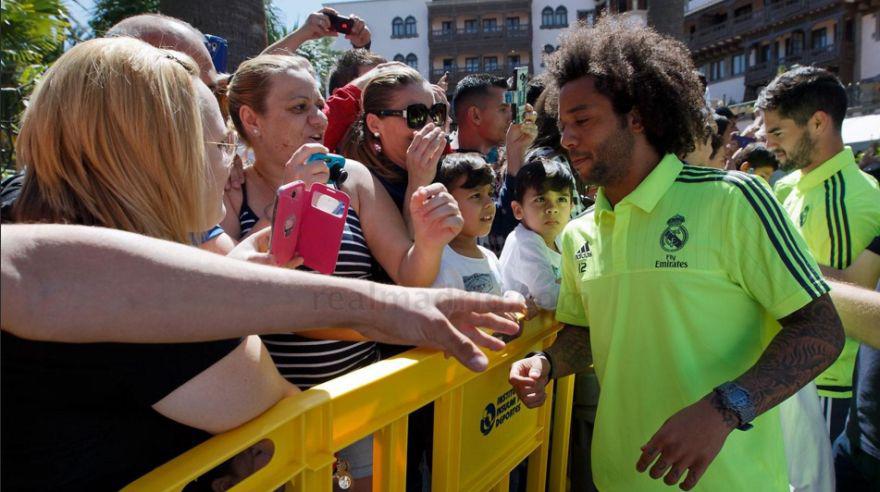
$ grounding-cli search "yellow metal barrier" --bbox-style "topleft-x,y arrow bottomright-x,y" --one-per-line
124,313 -> 573,491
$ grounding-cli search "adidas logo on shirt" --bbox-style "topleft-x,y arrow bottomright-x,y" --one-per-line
575,242 -> 592,260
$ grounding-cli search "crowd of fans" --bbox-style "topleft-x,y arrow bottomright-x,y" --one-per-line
1,7 -> 878,492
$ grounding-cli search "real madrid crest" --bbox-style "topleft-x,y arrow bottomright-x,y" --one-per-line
799,205 -> 810,227
660,214 -> 689,252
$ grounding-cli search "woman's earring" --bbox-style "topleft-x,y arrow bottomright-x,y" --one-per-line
252,128 -> 260,136
373,132 -> 380,138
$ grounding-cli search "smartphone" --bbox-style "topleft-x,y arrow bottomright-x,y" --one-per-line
503,66 -> 530,124
325,12 -> 354,34
204,34 -> 228,73
308,152 -> 348,186
269,181 -> 350,274
732,134 -> 756,148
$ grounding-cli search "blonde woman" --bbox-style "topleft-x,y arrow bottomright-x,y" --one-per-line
5,37 -> 297,490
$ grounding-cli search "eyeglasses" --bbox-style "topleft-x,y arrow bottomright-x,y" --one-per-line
374,103 -> 448,130
207,130 -> 239,167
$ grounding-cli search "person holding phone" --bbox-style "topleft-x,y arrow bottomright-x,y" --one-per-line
263,7 -> 372,56
224,54 -> 464,490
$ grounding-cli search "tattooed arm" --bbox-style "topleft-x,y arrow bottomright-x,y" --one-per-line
546,324 -> 593,378
636,294 -> 844,490
508,324 -> 591,408
734,293 -> 844,415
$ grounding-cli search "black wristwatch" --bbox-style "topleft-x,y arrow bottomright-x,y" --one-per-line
525,351 -> 555,380
713,382 -> 756,431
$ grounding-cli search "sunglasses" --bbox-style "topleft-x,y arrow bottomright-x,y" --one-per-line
374,103 -> 448,130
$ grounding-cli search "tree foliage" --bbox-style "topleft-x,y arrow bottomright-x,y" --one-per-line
88,0 -> 158,37
1,0 -> 70,172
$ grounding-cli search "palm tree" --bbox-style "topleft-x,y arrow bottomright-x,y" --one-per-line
159,0 -> 267,70
1,0 -> 70,171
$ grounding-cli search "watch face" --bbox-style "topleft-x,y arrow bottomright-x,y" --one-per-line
727,387 -> 750,407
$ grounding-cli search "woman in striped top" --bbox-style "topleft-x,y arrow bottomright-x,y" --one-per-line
222,54 -> 463,489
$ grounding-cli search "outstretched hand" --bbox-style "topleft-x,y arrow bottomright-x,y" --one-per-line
357,288 -> 526,372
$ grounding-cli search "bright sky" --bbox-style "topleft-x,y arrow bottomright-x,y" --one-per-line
65,0 -> 361,32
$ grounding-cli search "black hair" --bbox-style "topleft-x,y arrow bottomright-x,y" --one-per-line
548,15 -> 708,156
451,74 -> 508,120
327,49 -> 387,95
709,113 -> 730,160
513,158 -> 574,203
715,106 -> 735,120
733,143 -> 779,170
756,65 -> 847,131
436,153 -> 496,190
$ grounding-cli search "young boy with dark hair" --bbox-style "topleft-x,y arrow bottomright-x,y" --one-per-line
432,153 -> 504,294
499,158 -> 574,310
732,143 -> 780,183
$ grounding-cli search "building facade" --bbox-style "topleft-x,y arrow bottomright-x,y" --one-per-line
684,0 -> 877,105
323,0 -> 599,88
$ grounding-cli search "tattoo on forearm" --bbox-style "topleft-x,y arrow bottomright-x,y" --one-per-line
546,324 -> 592,378
735,294 -> 845,416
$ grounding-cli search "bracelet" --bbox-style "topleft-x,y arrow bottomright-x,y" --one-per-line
525,351 -> 554,380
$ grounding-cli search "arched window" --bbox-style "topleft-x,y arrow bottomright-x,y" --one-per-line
393,53 -> 405,62
405,16 -> 417,37
542,7 -> 554,27
555,6 -> 568,27
405,53 -> 418,69
392,17 -> 404,37
544,44 -> 555,54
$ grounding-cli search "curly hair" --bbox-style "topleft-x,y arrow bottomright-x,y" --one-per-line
547,15 -> 708,157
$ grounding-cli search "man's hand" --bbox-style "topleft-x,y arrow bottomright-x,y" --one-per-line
410,183 -> 463,250
345,14 -> 371,48
505,104 -> 538,175
509,354 -> 551,407
358,288 -> 526,372
636,393 -> 736,490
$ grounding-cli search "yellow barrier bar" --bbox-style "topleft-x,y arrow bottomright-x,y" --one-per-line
124,313 -> 566,491
373,417 -> 408,492
548,374 -> 575,492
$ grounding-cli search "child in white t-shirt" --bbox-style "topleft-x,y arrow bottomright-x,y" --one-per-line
500,158 -> 574,310
432,153 -> 505,295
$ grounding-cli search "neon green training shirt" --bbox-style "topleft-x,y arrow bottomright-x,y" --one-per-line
557,155 -> 828,491
774,147 -> 880,398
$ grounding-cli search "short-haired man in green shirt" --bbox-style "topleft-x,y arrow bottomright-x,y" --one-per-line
508,17 -> 845,491
757,66 -> 880,442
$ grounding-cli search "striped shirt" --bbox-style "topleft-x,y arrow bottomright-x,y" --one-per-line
261,209 -> 379,389
774,146 -> 880,397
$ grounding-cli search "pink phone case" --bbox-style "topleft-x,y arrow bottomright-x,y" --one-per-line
269,181 -> 350,274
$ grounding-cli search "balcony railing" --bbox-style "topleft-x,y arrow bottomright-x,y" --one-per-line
429,63 -> 530,86
430,24 -> 530,43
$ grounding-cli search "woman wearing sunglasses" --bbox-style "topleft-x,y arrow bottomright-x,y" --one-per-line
223,54 -> 462,490
339,65 -> 451,220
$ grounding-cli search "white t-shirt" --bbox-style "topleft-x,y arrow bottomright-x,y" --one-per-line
499,223 -> 562,310
433,245 -> 504,296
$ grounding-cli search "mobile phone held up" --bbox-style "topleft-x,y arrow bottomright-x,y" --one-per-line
309,152 -> 348,186
204,34 -> 228,73
325,12 -> 354,34
269,181 -> 350,274
504,66 -> 530,124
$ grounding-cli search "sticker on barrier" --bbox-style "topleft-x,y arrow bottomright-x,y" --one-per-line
459,342 -> 543,487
